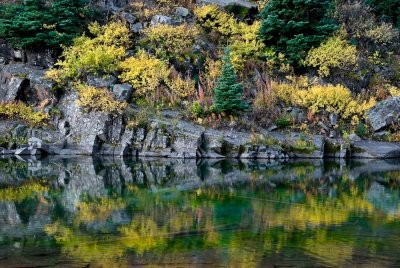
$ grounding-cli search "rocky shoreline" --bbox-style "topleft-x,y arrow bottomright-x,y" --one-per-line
1,62 -> 400,160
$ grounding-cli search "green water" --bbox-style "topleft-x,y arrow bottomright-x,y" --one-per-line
1,157 -> 400,267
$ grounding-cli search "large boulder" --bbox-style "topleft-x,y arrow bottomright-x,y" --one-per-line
351,140 -> 400,158
367,97 -> 400,132
0,63 -> 55,107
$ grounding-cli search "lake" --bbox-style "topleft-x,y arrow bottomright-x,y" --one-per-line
1,156 -> 400,267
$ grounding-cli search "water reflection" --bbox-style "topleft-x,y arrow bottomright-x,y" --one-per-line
0,156 -> 400,266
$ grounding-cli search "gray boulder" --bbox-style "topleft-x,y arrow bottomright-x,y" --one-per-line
349,133 -> 362,142
367,97 -> 400,131
112,84 -> 132,101
150,15 -> 172,26
131,22 -> 143,33
197,0 -> 258,9
175,7 -> 190,17
86,75 -> 117,89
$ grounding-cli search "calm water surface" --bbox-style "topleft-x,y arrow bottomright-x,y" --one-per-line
1,156 -> 400,267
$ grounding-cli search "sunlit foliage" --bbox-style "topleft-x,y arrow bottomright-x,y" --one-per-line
46,21 -> 131,83
305,31 -> 358,77
142,23 -> 199,61
75,83 -> 127,114
0,102 -> 49,126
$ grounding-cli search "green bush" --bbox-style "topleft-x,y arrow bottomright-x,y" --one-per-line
276,114 -> 292,128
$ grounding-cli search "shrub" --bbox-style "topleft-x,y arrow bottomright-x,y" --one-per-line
355,122 -> 368,138
119,51 -> 170,103
259,0 -> 338,66
165,71 -> 196,104
46,21 -> 131,83
0,0 -> 92,49
295,84 -> 376,124
270,78 -> 376,124
195,5 -> 268,71
194,4 -> 237,37
190,101 -> 205,118
213,47 -> 248,114
304,31 -> 358,77
142,24 -> 199,61
76,84 -> 127,114
276,113 -> 293,128
0,102 -> 49,126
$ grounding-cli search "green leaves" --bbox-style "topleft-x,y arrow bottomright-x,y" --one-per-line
0,0 -> 92,49
259,0 -> 338,67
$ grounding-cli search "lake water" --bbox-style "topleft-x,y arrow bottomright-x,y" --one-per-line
1,156 -> 400,267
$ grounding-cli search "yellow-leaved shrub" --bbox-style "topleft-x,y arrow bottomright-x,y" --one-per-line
304,31 -> 358,77
76,84 -> 127,114
195,5 -> 268,71
46,21 -> 131,83
0,102 -> 49,126
119,51 -> 170,102
166,70 -> 196,104
194,4 -> 237,36
142,24 -> 199,61
270,78 -> 375,124
295,84 -> 375,124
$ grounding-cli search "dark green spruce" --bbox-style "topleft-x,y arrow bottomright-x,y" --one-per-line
213,47 -> 248,114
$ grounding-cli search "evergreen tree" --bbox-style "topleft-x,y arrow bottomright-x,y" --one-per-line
0,0 -> 91,49
259,0 -> 338,67
213,47 -> 248,114
365,0 -> 400,28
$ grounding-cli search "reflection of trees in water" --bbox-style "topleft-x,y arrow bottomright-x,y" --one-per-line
2,157 -> 400,266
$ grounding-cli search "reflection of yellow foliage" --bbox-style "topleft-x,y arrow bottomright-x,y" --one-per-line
45,222 -> 126,268
119,215 -> 168,255
252,191 -> 374,230
227,235 -> 259,268
0,181 -> 48,202
304,229 -> 354,266
76,197 -> 126,223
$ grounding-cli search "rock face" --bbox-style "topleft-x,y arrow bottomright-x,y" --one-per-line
351,141 -> 400,159
0,63 -> 55,107
368,97 -> 400,132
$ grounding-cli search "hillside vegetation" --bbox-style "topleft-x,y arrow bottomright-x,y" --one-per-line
0,0 -> 399,140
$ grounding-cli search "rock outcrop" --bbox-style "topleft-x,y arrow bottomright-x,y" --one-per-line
368,97 -> 400,132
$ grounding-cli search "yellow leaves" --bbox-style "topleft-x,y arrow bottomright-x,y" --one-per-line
0,102 -> 49,126
143,23 -> 199,61
119,216 -> 168,255
46,21 -> 131,83
166,70 -> 196,101
0,181 -> 48,202
304,31 -> 358,77
195,5 -> 267,70
119,51 -> 170,101
271,79 -> 375,124
75,83 -> 127,114
194,4 -> 237,36
76,197 -> 126,223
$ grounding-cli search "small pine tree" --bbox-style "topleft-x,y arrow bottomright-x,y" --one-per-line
213,47 -> 248,114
